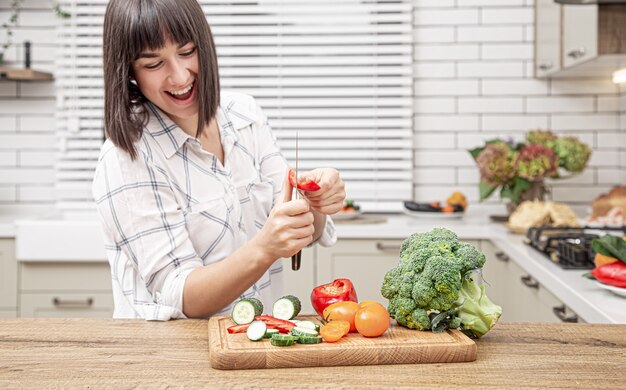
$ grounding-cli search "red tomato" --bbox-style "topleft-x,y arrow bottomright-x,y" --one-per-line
355,305 -> 390,338
289,169 -> 321,192
322,301 -> 360,333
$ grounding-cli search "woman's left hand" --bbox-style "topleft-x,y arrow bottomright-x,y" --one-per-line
298,168 -> 345,215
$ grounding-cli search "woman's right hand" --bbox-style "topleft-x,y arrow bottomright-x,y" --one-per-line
252,170 -> 315,263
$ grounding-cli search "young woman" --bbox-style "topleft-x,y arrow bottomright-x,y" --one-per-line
93,0 -> 345,320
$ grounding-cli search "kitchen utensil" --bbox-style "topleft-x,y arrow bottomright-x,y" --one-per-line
291,131 -> 301,271
208,315 -> 476,370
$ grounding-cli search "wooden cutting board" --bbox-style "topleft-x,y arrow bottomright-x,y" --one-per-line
208,315 -> 476,370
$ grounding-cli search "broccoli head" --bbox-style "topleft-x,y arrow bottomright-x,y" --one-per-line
380,228 -> 501,337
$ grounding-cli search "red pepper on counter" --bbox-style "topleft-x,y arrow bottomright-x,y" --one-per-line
288,169 -> 321,192
592,261 -> 626,288
310,278 -> 358,317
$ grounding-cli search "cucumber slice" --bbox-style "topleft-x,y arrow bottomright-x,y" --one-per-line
270,334 -> 298,347
272,295 -> 301,320
296,336 -> 323,344
262,328 -> 280,338
290,326 -> 318,338
231,298 -> 263,325
296,320 -> 318,331
246,320 -> 267,341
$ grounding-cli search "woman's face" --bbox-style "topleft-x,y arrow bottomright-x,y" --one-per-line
132,38 -> 199,123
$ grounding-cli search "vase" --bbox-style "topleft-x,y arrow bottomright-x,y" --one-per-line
506,181 -> 549,214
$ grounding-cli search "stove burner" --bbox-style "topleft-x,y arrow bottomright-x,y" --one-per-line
525,226 -> 626,270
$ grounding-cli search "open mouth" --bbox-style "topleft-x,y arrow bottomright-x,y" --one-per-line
166,81 -> 195,102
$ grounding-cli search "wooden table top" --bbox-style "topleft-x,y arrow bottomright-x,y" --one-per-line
1,319 -> 625,389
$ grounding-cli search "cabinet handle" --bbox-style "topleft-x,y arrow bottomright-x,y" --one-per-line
375,243 -> 401,252
552,305 -> 578,323
53,297 -> 94,308
520,275 -> 539,289
538,62 -> 553,71
567,47 -> 586,59
495,251 -> 510,262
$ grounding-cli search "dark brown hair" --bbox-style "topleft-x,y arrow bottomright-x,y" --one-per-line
103,0 -> 220,160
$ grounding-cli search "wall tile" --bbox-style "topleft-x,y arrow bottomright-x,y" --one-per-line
457,62 -> 525,78
414,9 -> 480,26
414,80 -> 479,96
481,43 -> 534,60
457,26 -> 524,43
551,114 -> 619,131
414,168 -> 456,184
0,116 -> 17,132
526,97 -> 594,113
482,115 -> 549,131
481,8 -> 533,24
481,79 -> 549,95
413,98 -> 456,113
413,63 -> 456,79
414,27 -> 456,43
414,44 -> 480,60
414,115 -> 480,131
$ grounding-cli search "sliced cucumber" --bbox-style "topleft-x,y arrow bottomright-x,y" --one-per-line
231,298 -> 263,325
263,328 -> 280,338
296,336 -> 323,344
290,326 -> 319,338
246,320 -> 267,341
270,334 -> 298,347
296,320 -> 319,331
272,295 -> 301,320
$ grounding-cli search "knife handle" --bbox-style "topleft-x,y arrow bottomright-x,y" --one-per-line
291,250 -> 301,271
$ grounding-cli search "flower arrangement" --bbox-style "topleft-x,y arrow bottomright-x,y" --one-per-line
469,130 -> 591,204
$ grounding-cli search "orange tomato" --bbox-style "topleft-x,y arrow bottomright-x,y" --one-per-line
358,301 -> 386,310
323,301 -> 360,332
354,305 -> 390,338
320,322 -> 348,343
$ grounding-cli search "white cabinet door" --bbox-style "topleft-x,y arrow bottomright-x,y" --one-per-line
279,247 -> 316,315
535,0 -> 562,77
562,5 -> 598,68
0,239 -> 17,310
317,239 -> 403,306
20,292 -> 113,318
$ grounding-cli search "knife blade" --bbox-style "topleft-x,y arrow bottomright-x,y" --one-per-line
291,131 -> 302,271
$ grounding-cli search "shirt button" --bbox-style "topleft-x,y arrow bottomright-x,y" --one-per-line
229,185 -> 235,193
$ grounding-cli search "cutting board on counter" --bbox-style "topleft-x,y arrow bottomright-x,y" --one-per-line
208,315 -> 476,370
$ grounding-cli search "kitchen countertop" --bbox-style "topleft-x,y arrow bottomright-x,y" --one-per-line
0,318 -> 624,388
7,207 -> 626,324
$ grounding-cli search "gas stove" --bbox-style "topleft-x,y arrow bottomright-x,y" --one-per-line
524,226 -> 626,269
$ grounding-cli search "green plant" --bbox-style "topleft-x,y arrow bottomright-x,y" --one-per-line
381,228 -> 502,338
0,1 -> 70,66
469,130 -> 591,204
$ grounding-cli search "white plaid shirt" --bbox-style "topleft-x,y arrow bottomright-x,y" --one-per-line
93,91 -> 336,320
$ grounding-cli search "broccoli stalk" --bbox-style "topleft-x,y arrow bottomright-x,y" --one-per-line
456,272 -> 502,338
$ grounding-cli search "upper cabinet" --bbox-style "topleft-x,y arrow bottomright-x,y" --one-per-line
535,2 -> 626,78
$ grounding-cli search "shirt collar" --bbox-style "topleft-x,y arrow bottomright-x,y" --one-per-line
143,95 -> 256,159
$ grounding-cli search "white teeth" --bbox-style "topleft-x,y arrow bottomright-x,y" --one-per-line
169,83 -> 193,96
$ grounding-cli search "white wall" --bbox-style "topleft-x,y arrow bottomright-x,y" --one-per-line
0,0 -> 57,209
0,0 -> 624,211
412,0 -> 624,206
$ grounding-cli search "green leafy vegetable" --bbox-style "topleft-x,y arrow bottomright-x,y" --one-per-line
592,235 -> 626,263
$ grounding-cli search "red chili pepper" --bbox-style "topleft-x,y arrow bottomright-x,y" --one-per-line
310,278 -> 358,317
289,169 -> 321,192
227,324 -> 249,334
592,261 -> 626,288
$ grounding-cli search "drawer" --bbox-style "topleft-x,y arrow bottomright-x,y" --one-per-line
19,292 -> 114,318
0,309 -> 17,318
20,262 -> 111,292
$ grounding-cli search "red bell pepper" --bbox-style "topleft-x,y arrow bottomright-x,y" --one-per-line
288,169 -> 321,192
592,261 -> 626,288
310,278 -> 358,317
227,324 -> 250,334
254,315 -> 297,333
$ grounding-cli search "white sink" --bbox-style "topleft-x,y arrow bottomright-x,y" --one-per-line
15,213 -> 106,262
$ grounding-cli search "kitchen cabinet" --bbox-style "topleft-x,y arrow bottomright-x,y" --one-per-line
317,239 -> 481,306
535,2 -> 626,78
279,247 -> 316,314
0,239 -> 18,314
481,241 -> 580,323
19,262 -> 113,318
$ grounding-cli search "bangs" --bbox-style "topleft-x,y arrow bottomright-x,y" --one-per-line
128,0 -> 198,59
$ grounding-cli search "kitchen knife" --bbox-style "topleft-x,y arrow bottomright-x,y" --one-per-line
291,131 -> 302,271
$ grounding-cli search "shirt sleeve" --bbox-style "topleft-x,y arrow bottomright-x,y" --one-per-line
93,144 -> 203,320
251,98 -> 337,247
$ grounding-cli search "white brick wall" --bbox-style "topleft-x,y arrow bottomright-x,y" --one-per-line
412,0 -> 624,206
0,1 -> 57,206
